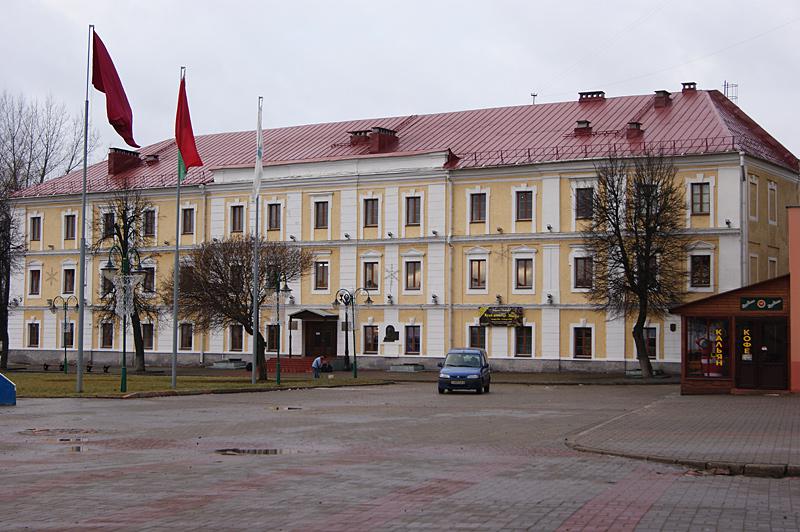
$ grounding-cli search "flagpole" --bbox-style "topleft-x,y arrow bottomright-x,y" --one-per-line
251,96 -> 263,385
171,66 -> 187,390
76,24 -> 94,393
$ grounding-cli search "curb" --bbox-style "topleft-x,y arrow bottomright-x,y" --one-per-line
119,380 -> 395,399
564,438 -> 799,479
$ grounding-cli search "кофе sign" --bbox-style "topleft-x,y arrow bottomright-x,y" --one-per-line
740,297 -> 783,311
478,306 -> 524,327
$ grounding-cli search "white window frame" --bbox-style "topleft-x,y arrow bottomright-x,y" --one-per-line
61,209 -> 78,249
311,251 -> 331,294
570,178 -> 596,231
58,320 -> 76,350
179,202 -> 196,242
360,250 -> 382,295
100,207 -> 115,241
768,256 -> 778,279
401,318 -> 423,356
360,317 -> 382,356
358,191 -> 382,240
638,322 -> 660,360
141,206 -> 159,241
401,190 -> 425,237
514,319 -> 536,357
465,246 -> 490,295
749,253 -> 759,285
140,258 -> 157,297
27,261 -> 42,299
226,323 -> 246,354
28,211 -> 43,251
61,260 -> 77,296
768,181 -> 778,225
569,246 -> 593,293
99,320 -> 116,350
179,321 -> 195,352
685,174 -> 715,227
511,184 -> 537,233
511,246 -> 537,294
26,318 -> 41,349
227,200 -> 246,236
570,320 -> 595,360
310,193 -> 333,241
687,241 -> 715,293
749,174 -> 759,222
465,186 -> 490,235
264,197 -> 285,240
141,320 -> 155,351
401,248 -> 425,295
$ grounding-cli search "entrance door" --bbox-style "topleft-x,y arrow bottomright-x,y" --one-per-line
304,321 -> 338,358
735,318 -> 788,390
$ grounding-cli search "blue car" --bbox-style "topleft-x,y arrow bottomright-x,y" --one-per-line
438,348 -> 491,394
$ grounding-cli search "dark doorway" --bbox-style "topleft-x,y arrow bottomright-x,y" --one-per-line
735,318 -> 788,390
304,321 -> 338,358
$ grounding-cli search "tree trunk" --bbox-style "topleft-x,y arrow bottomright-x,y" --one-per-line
255,331 -> 267,382
0,289 -> 8,371
632,310 -> 654,379
130,311 -> 146,373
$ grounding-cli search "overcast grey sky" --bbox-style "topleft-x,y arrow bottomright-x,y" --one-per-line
3,0 -> 799,159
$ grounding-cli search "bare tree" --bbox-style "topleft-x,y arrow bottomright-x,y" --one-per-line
0,92 -> 98,369
92,186 -> 160,372
161,237 -> 313,381
582,152 -> 689,377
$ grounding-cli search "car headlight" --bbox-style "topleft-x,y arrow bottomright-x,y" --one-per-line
439,373 -> 449,379
467,375 -> 479,379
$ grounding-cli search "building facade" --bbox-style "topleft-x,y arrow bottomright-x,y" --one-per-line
8,84 -> 800,371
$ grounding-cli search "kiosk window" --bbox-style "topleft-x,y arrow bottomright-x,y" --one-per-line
686,317 -> 729,378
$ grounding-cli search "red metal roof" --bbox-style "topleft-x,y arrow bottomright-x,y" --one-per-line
15,88 -> 798,199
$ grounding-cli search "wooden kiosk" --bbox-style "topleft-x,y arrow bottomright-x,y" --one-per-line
671,276 -> 790,395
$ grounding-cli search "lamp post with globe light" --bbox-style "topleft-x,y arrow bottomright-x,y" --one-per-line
49,295 -> 79,374
333,287 -> 372,379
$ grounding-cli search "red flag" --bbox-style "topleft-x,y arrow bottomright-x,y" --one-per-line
175,77 -> 202,170
92,31 -> 139,148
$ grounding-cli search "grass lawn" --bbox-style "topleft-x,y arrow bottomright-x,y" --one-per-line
5,372 -> 387,399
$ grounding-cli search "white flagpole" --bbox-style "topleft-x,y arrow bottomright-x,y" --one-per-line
251,96 -> 263,384
171,66 -> 186,390
76,24 -> 94,393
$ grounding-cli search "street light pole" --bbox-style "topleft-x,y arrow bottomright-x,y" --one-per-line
335,287 -> 372,379
50,295 -> 78,374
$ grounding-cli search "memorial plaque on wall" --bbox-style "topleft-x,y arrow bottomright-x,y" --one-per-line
478,306 -> 524,327
383,325 -> 399,342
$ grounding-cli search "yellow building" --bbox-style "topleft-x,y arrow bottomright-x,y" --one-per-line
9,84 -> 800,371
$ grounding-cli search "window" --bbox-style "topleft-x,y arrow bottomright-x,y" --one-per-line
63,268 -> 75,294
405,261 -> 421,291
573,327 -> 592,359
469,259 -> 486,290
230,324 -> 243,352
364,325 -> 379,354
515,258 -> 533,289
142,267 -> 155,293
515,326 -> 532,357
749,177 -> 758,220
63,322 -> 75,349
364,262 -> 379,290
405,325 -> 421,354
266,324 -> 279,352
406,196 -> 421,226
102,275 -> 114,297
575,187 -> 593,219
103,212 -> 115,238
314,261 -> 329,290
267,203 -> 281,230
64,214 -> 76,240
27,323 -> 40,348
768,182 -> 778,224
314,201 -> 328,229
469,326 -> 486,349
749,255 -> 759,285
29,269 -> 41,296
230,205 -> 244,233
574,257 -> 593,289
179,323 -> 193,350
181,208 -> 194,235
470,193 -> 486,223
691,183 -> 710,215
516,191 -> 533,221
101,322 -> 114,348
364,198 -> 379,227
30,216 -> 41,241
768,257 -> 778,279
143,210 -> 156,237
686,317 -> 729,378
690,255 -> 711,287
644,326 -> 657,359
142,323 -> 154,350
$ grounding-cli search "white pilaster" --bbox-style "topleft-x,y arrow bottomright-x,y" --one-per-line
541,307 -> 560,359
490,326 -> 509,358
286,192 -> 302,240
428,183 -> 446,236
541,176 -> 560,232
427,243 -> 445,303
384,186 -> 398,237
604,311 -> 626,361
340,246 -> 356,289
663,317 -> 681,362
541,244 -> 560,304
426,308 -> 445,356
340,188 -> 357,239
718,233 -> 742,292
210,197 -> 225,239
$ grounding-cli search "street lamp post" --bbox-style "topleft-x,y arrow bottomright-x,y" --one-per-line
334,288 -> 372,379
50,295 -> 79,374
274,275 -> 291,386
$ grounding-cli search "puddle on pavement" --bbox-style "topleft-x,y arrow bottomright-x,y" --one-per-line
214,448 -> 301,456
20,428 -> 98,436
270,406 -> 302,411
68,445 -> 85,452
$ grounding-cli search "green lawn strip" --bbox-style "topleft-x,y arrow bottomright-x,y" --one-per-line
8,373 -> 389,399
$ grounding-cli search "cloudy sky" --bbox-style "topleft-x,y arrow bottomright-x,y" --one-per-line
3,0 -> 799,159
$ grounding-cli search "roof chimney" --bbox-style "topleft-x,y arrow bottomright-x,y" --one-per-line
574,120 -> 592,136
348,129 -> 371,146
108,147 -> 141,175
654,90 -> 672,108
578,91 -> 605,102
368,127 -> 398,154
681,81 -> 697,93
626,121 -> 644,140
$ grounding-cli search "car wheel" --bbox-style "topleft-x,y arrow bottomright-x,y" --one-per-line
438,387 -> 446,394
476,385 -> 483,395
484,383 -> 490,393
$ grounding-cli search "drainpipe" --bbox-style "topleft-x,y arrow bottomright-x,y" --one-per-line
446,173 -> 454,355
740,152 -> 748,286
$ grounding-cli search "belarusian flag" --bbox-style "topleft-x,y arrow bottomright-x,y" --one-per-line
175,75 -> 203,180
92,31 -> 139,148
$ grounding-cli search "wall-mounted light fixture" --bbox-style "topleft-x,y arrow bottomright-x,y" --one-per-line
546,293 -> 554,305
387,232 -> 394,238
344,233 -> 351,239
431,294 -> 439,304
289,235 -> 296,241
387,294 -> 394,305
546,224 -> 553,232
431,230 -> 438,236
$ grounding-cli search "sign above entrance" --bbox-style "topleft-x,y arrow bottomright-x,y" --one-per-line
740,297 -> 783,311
479,306 -> 524,327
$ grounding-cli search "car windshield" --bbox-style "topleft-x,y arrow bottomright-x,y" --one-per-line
444,353 -> 482,368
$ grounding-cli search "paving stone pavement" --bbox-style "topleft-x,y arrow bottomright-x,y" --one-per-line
1,383 -> 799,530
